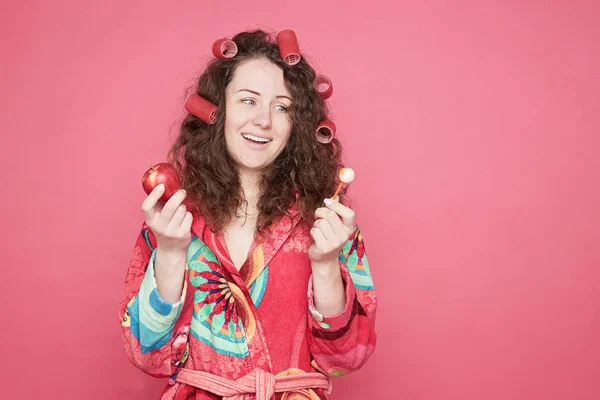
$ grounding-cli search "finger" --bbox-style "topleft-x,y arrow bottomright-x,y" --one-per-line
313,218 -> 336,241
177,212 -> 194,235
157,190 -> 187,227
310,226 -> 327,248
314,207 -> 346,235
167,204 -> 187,232
323,198 -> 355,228
141,183 -> 166,221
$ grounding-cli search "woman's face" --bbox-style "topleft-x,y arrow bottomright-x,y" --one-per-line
224,58 -> 293,174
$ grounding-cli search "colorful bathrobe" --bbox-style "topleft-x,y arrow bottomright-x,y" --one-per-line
119,207 -> 377,399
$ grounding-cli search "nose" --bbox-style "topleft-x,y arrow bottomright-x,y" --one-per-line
252,106 -> 272,129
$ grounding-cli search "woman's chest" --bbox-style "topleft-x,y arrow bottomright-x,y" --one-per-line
223,219 -> 257,270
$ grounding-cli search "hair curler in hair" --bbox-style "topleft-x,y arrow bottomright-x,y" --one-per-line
313,75 -> 333,100
185,94 -> 218,124
276,29 -> 301,65
315,119 -> 336,144
212,38 -> 238,59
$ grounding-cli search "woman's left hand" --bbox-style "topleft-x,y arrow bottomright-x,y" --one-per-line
308,198 -> 356,267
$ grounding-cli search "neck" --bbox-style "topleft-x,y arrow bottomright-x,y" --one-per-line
238,167 -> 262,208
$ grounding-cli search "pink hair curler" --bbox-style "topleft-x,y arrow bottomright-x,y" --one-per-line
276,29 -> 301,65
315,119 -> 336,144
212,38 -> 238,59
185,94 -> 218,124
313,75 -> 333,100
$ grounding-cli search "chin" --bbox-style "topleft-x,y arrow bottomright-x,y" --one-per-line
236,159 -> 271,172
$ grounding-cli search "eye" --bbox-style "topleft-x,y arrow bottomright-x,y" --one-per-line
274,104 -> 288,112
241,98 -> 256,106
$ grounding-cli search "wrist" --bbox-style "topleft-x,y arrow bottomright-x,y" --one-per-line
311,258 -> 341,278
156,247 -> 187,261
155,247 -> 187,279
154,248 -> 187,303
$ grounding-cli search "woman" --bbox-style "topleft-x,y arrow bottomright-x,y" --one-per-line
119,30 -> 377,400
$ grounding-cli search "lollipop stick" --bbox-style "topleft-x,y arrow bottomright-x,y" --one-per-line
332,182 -> 344,199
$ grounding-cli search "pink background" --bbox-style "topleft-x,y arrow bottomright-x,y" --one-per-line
2,0 -> 599,399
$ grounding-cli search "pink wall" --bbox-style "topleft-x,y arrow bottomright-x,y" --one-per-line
2,1 -> 599,398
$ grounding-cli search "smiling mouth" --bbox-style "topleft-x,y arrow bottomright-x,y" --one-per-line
242,133 -> 271,144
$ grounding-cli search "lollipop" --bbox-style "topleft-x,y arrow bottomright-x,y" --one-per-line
332,167 -> 355,199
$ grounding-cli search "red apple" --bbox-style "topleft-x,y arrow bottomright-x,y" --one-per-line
142,163 -> 181,203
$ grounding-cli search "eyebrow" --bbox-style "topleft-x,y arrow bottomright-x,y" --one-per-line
237,89 -> 292,102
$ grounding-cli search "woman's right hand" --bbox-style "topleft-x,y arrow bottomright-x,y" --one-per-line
141,183 -> 193,254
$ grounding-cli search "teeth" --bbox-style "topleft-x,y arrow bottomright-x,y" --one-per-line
243,134 -> 270,143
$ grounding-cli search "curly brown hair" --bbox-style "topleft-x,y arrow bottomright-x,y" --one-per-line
167,30 -> 345,233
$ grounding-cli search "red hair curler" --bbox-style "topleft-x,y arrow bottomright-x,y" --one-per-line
185,94 -> 218,124
212,38 -> 238,59
316,119 -> 336,144
313,75 -> 333,100
276,29 -> 301,65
